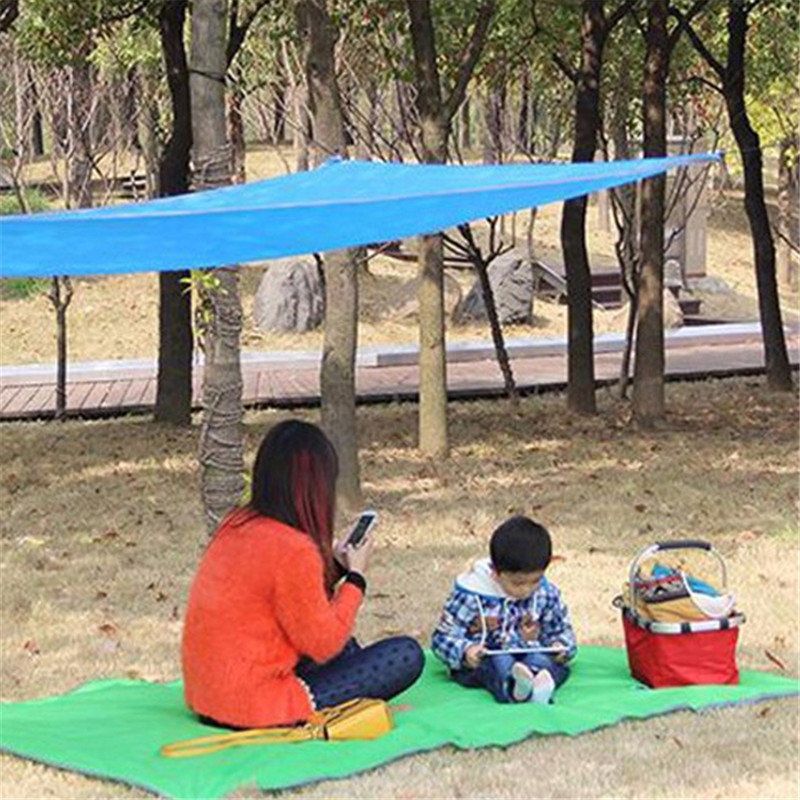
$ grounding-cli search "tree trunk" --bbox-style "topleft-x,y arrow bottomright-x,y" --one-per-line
190,0 -> 244,532
724,2 -> 792,390
560,0 -> 605,415
67,60 -> 94,209
407,0 -> 449,459
776,136 -> 798,290
482,84 -> 505,164
459,97 -> 471,151
633,0 -> 668,426
406,0 -> 495,458
228,70 -> 247,184
297,0 -> 363,511
155,0 -> 193,427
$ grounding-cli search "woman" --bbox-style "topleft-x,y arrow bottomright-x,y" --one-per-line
181,419 -> 424,729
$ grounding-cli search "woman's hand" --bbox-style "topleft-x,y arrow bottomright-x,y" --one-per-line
341,535 -> 375,576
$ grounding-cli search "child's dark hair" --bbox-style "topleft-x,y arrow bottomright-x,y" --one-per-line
490,516 -> 552,573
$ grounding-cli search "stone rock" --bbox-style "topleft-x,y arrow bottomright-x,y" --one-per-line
393,273 -> 463,320
454,251 -> 534,325
686,275 -> 734,295
252,259 -> 324,333
663,288 -> 684,329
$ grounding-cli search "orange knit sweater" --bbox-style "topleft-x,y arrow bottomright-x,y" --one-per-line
181,513 -> 363,728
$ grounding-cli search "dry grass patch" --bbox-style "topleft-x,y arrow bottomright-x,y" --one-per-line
1,376 -> 798,798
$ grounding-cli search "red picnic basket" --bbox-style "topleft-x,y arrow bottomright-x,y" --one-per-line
613,540 -> 745,688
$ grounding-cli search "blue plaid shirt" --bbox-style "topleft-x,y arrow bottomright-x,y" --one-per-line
431,572 -> 577,670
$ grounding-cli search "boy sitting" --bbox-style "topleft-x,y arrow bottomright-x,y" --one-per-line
432,516 -> 576,704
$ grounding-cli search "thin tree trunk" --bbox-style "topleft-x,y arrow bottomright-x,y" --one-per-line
776,136 -> 798,289
633,0 -> 668,426
297,0 -> 363,511
190,0 -> 244,532
724,2 -> 792,390
155,0 -> 193,427
560,0 -> 605,415
228,70 -> 247,184
406,0 -> 496,459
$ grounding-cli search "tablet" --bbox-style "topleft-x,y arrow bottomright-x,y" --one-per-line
482,645 -> 568,655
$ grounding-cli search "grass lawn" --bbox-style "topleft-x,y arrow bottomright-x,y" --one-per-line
1,376 -> 798,798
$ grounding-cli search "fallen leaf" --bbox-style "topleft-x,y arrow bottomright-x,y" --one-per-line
764,650 -> 787,671
634,504 -> 647,513
757,706 -> 771,718
94,590 -> 108,600
98,623 -> 118,637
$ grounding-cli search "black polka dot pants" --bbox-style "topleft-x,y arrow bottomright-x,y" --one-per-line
295,636 -> 425,710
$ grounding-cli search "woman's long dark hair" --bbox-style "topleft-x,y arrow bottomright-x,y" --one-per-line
247,420 -> 339,588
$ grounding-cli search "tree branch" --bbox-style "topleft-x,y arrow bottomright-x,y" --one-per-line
227,0 -> 272,66
671,6 -> 725,77
443,0 -> 497,122
667,0 -> 711,51
552,51 -> 578,84
0,0 -> 18,33
606,0 -> 638,31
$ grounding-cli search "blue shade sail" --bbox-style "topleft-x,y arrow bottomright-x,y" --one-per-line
0,153 -> 719,279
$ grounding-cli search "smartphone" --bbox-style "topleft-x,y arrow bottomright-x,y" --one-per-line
346,510 -> 378,549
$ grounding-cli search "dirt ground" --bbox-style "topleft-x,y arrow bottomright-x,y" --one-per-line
1,376 -> 798,799
2,147 -> 798,366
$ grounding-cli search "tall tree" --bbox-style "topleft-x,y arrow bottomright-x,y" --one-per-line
676,0 -> 793,390
154,0 -> 193,426
296,0 -> 363,511
632,0 -> 668,425
154,0 -> 270,426
405,0 -> 496,459
556,0 -> 633,415
190,0 -> 245,532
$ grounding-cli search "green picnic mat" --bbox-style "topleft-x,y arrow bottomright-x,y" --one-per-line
1,647 -> 797,799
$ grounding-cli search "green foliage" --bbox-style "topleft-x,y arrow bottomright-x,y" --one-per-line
0,189 -> 50,215
15,0 -> 152,66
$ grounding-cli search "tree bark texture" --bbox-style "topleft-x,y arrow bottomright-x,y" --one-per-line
297,0 -> 363,511
190,0 -> 244,533
407,0 -> 450,459
633,0 -> 668,426
723,2 -> 792,390
155,0 -> 193,427
560,0 -> 606,415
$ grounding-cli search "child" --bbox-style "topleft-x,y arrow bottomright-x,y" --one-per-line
432,516 -> 576,704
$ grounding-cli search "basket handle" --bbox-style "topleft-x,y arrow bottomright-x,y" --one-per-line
628,540 -> 727,608
654,539 -> 711,551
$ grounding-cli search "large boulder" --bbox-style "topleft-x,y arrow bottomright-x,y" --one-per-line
252,259 -> 324,333
454,251 -> 534,325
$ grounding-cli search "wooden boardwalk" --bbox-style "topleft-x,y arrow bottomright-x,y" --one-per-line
1,325 -> 797,421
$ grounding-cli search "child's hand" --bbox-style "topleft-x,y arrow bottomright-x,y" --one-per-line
520,618 -> 540,641
464,644 -> 486,669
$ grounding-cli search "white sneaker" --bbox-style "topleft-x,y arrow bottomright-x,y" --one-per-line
510,662 -> 535,702
531,670 -> 556,705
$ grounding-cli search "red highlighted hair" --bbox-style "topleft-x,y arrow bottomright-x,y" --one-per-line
248,420 -> 339,589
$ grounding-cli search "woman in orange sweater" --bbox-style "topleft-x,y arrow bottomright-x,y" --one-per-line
181,420 -> 424,729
